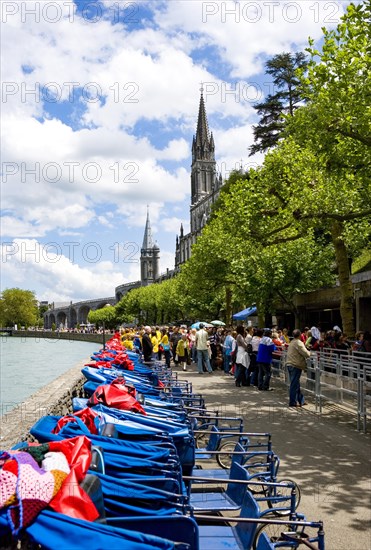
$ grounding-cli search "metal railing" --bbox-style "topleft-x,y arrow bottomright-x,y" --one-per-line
271,349 -> 371,433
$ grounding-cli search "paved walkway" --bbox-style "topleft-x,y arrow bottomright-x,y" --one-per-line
178,366 -> 371,550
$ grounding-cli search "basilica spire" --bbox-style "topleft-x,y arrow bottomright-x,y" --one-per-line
142,206 -> 153,249
175,87 -> 221,270
196,86 -> 209,146
192,85 -> 215,163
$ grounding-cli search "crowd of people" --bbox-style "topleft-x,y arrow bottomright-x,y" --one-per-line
115,323 -> 371,408
294,326 -> 371,353
23,321 -> 371,410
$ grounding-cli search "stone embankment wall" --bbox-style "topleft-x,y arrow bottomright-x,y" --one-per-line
14,330 -> 105,344
0,358 -> 88,450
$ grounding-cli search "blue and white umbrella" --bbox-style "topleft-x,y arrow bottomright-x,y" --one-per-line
191,321 -> 213,329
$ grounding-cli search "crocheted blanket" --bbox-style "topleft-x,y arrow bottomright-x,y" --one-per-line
0,446 -> 69,535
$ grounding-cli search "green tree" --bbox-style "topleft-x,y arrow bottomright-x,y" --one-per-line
0,288 -> 38,327
173,4 -> 369,334
36,303 -> 49,328
202,160 -> 335,325
115,279 -> 183,325
116,290 -> 141,324
249,52 -> 308,155
285,1 -> 371,334
88,305 -> 117,329
177,217 -> 243,324
177,157 -> 334,327
155,278 -> 187,324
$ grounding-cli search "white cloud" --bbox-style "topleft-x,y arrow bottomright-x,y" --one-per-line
153,1 -> 347,78
0,0 -> 350,303
1,115 -> 191,238
0,239 -> 130,302
156,139 -> 189,161
0,217 -> 44,238
158,249 -> 177,274
160,217 -> 189,234
97,215 -> 114,228
3,0 -> 317,245
213,124 -> 266,178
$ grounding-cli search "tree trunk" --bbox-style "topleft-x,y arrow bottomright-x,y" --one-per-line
225,287 -> 232,326
264,312 -> 272,328
256,300 -> 265,328
258,312 -> 265,328
294,310 -> 301,329
330,220 -> 355,336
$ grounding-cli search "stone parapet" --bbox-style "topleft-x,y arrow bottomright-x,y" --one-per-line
13,330 -> 105,344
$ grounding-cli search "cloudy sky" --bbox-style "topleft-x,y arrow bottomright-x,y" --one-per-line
1,0 -> 350,303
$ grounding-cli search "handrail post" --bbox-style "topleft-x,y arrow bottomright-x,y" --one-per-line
357,377 -> 361,431
314,353 -> 322,414
318,522 -> 325,550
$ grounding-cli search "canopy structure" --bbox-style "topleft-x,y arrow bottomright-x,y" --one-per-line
210,320 -> 225,327
232,306 -> 257,321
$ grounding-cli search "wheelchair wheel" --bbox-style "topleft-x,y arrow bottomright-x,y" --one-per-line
216,441 -> 236,469
267,478 -> 301,516
246,474 -> 271,496
252,522 -> 293,550
195,427 -> 212,449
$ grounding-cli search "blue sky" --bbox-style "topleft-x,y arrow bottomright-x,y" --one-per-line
1,0 -> 351,303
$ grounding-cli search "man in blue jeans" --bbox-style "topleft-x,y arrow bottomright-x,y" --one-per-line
257,329 -> 276,390
286,329 -> 311,407
195,324 -> 213,374
222,329 -> 234,374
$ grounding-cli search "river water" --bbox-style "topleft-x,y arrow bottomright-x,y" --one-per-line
0,336 -> 98,415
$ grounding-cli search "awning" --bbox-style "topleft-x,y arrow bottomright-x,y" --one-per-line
232,306 -> 257,321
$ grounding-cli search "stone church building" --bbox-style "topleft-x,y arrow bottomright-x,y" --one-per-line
175,89 -> 223,268
44,89 -> 370,332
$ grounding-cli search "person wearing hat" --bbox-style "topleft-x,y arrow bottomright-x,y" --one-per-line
195,323 -> 213,374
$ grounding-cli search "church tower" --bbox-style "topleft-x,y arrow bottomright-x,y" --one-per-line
190,87 -> 218,233
140,208 -> 160,285
175,88 -> 223,270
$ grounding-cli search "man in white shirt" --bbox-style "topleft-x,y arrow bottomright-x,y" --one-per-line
195,324 -> 213,374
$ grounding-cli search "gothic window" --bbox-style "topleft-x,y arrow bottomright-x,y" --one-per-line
203,170 -> 207,192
